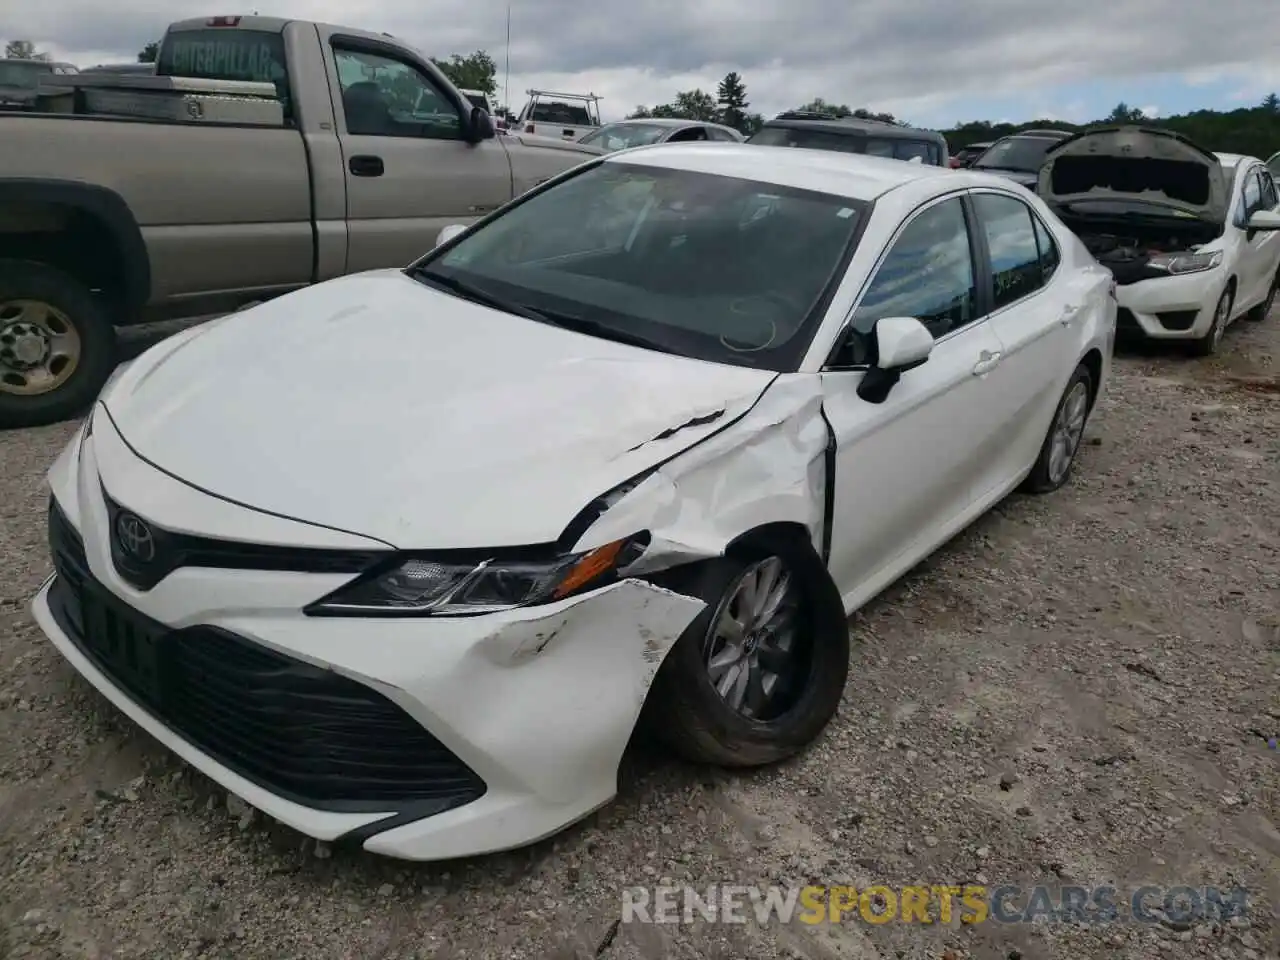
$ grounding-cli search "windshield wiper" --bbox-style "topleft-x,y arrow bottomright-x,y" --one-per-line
976,165 -> 1033,174
411,268 -> 549,322
533,309 -> 672,353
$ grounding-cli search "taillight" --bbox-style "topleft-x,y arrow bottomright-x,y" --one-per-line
206,15 -> 242,25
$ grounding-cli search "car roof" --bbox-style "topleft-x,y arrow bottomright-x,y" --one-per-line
607,118 -> 732,130
761,116 -> 945,143
601,142 -> 942,200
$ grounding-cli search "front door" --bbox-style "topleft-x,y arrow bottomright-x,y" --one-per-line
821,195 -> 1005,609
323,37 -> 512,273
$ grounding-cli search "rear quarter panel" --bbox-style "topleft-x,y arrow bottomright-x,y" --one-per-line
2,115 -> 314,302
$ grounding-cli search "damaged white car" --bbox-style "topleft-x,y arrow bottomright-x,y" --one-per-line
1039,127 -> 1280,354
34,144 -> 1114,861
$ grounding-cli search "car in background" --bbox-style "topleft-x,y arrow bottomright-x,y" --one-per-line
33,142 -> 1113,862
1040,127 -> 1280,355
81,63 -> 157,74
514,89 -> 601,140
747,113 -> 949,166
1267,150 -> 1279,180
578,118 -> 744,152
0,58 -> 79,110
950,141 -> 991,168
458,87 -> 506,131
970,129 -> 1073,187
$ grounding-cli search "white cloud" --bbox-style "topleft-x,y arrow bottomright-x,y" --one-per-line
1139,104 -> 1160,118
12,0 -> 1280,126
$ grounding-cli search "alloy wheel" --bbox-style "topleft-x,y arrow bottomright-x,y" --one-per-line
702,556 -> 804,721
1047,380 -> 1089,485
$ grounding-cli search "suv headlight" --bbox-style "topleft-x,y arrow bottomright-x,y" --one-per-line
305,533 -> 649,616
1147,250 -> 1222,275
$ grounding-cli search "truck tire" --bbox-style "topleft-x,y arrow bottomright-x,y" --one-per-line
0,260 -> 117,430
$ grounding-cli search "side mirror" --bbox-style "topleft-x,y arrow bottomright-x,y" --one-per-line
435,223 -> 467,247
1246,209 -> 1280,232
856,316 -> 933,404
466,106 -> 495,143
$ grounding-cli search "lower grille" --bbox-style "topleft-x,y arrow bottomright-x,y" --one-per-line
47,498 -> 486,813
1156,309 -> 1198,331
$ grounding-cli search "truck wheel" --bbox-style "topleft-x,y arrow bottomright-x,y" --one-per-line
0,261 -> 117,430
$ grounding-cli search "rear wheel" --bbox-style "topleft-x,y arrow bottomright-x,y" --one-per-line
0,260 -> 117,430
1189,287 -> 1232,357
646,545 -> 849,767
1021,363 -> 1093,494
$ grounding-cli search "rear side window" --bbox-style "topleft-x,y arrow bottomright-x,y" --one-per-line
748,126 -> 863,154
157,29 -> 292,119
529,101 -> 591,124
973,193 -> 1044,309
1032,214 -> 1060,282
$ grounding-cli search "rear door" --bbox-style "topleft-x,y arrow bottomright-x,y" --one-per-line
1235,165 -> 1280,310
967,190 -> 1088,498
321,33 -> 512,271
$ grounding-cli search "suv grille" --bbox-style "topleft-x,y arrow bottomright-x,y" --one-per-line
47,499 -> 486,813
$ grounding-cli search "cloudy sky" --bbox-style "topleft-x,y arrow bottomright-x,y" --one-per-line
9,0 -> 1280,128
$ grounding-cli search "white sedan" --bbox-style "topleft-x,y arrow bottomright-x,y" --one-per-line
33,144 -> 1114,862
1039,128 -> 1280,355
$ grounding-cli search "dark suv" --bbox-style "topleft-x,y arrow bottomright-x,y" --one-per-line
967,130 -> 1073,187
747,113 -> 949,166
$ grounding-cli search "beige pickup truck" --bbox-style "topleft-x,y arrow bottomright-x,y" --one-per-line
0,15 -> 598,429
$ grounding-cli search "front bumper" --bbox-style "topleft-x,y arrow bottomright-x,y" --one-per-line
1114,269 -> 1226,340
33,415 -> 705,861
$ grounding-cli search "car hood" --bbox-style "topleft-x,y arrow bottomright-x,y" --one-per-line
101,270 -> 776,549
1038,126 -> 1228,223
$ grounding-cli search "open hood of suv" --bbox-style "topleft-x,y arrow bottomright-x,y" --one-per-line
1038,126 -> 1228,223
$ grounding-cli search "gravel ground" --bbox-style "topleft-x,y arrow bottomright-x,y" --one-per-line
1,314 -> 1278,960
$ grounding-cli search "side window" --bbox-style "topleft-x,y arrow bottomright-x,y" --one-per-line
864,139 -> 894,158
667,126 -> 708,143
1241,169 -> 1263,219
895,141 -> 930,163
852,198 -> 977,342
1268,153 -> 1280,183
1259,170 -> 1278,211
1031,213 -> 1061,283
973,193 -> 1045,309
331,46 -> 461,140
707,127 -> 737,142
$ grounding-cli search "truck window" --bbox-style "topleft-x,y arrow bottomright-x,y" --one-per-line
331,46 -> 462,141
529,101 -> 592,125
157,29 -> 292,119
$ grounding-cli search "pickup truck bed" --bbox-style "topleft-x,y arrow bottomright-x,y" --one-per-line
0,15 -> 597,429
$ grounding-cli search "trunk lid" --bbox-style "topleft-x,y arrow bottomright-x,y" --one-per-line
1038,126 -> 1228,223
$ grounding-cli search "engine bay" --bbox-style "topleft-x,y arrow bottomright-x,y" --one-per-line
1081,233 -> 1195,266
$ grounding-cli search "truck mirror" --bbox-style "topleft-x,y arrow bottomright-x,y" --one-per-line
467,106 -> 495,143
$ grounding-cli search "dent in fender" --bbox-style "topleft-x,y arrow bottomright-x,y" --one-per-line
572,376 -> 830,568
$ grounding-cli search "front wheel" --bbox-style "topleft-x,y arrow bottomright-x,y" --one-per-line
0,260 -> 117,430
1188,287 -> 1232,357
1021,363 -> 1093,494
1246,272 -> 1278,322
645,547 -> 849,768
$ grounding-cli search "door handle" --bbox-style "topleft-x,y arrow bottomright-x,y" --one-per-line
349,155 -> 384,177
972,350 -> 1002,376
1060,303 -> 1083,327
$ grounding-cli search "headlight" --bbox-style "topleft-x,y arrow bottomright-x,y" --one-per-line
1147,250 -> 1222,275
305,533 -> 649,616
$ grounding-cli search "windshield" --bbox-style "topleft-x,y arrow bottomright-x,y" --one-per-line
973,136 -> 1059,173
0,62 -> 51,89
580,122 -> 666,151
748,126 -> 862,154
412,162 -> 866,371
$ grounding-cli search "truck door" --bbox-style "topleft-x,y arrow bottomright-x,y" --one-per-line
322,34 -> 512,272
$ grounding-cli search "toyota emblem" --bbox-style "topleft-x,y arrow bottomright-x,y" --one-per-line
115,512 -> 156,563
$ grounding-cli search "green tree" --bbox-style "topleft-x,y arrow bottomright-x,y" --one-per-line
1106,101 -> 1145,123
626,105 -> 653,119
1262,92 -> 1279,114
742,112 -> 764,136
137,41 -> 159,64
796,97 -> 853,117
671,89 -> 719,121
5,40 -> 50,60
430,51 -> 497,95
716,71 -> 749,131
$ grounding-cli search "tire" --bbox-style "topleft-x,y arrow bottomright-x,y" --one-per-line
1021,363 -> 1093,495
644,541 -> 850,768
1188,287 -> 1232,357
1246,271 -> 1278,322
0,260 -> 117,430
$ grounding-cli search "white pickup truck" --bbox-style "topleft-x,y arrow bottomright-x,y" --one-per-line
0,15 -> 597,429
513,89 -> 602,141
